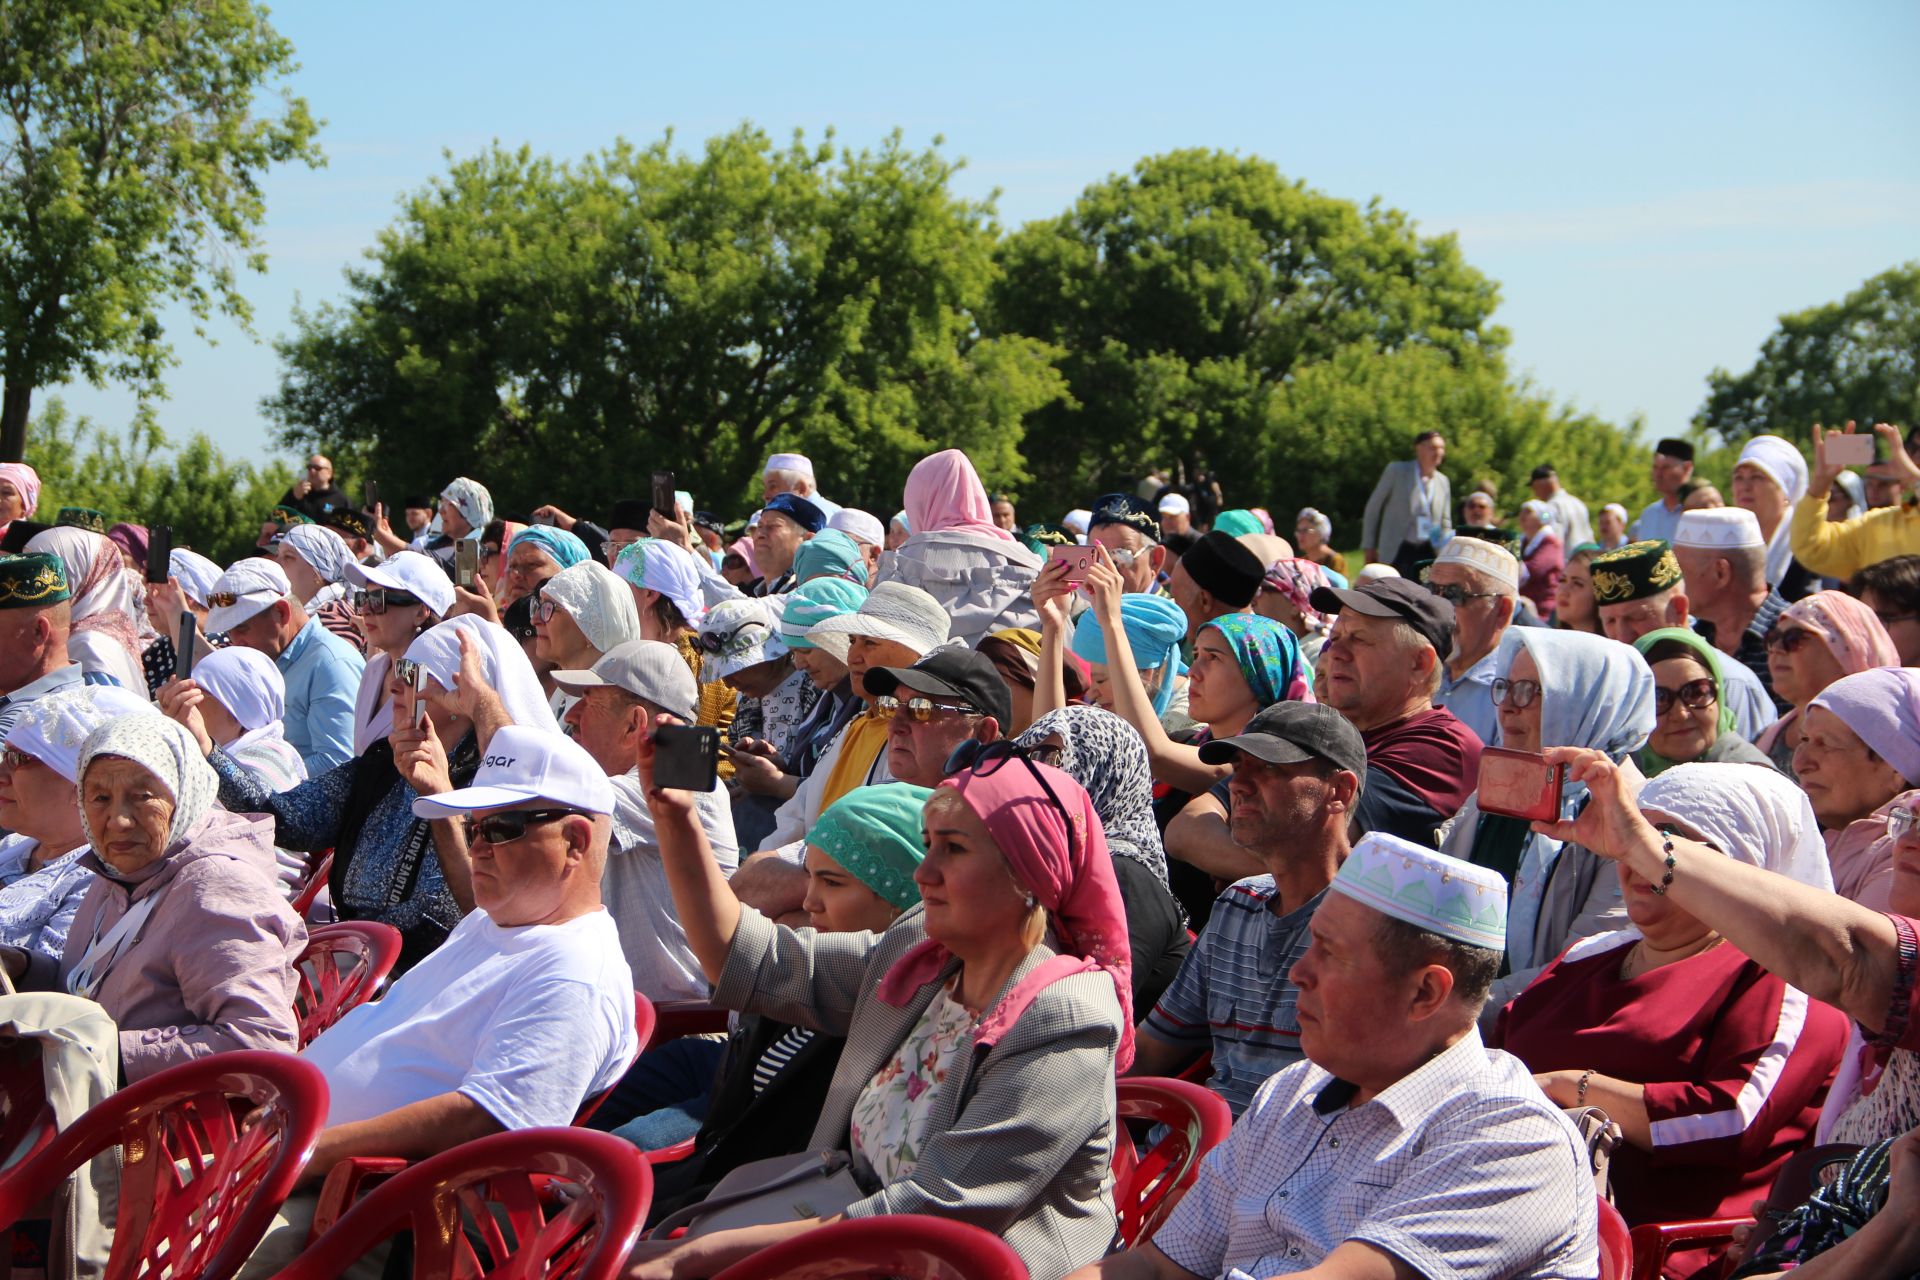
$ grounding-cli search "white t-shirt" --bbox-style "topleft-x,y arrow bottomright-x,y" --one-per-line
301,908 -> 635,1129
604,770 -> 739,1001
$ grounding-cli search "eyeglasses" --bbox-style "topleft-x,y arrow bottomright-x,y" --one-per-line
601,539 -> 639,564
463,807 -> 584,845
0,747 -> 41,771
1889,804 -> 1920,841
943,740 -> 1078,864
530,595 -> 562,624
1653,678 -> 1718,715
1490,678 -> 1543,709
1427,583 -> 1498,608
876,694 -> 980,722
354,587 -> 421,615
1764,627 -> 1820,655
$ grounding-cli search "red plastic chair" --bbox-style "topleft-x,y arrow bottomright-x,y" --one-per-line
275,1127 -> 650,1280
1596,1198 -> 1631,1280
708,1214 -> 1029,1280
645,998 -> 730,1051
290,849 -> 334,916
573,992 -> 657,1127
293,920 -> 403,1047
1111,1077 -> 1234,1249
0,1050 -> 326,1280
1627,1142 -> 1861,1279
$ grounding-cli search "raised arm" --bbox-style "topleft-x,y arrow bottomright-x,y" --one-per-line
639,716 -> 743,984
1030,563 -> 1075,722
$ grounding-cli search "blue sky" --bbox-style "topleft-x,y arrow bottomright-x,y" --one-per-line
46,0 -> 1920,465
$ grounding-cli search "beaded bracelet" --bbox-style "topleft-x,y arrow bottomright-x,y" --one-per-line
1649,826 -> 1678,895
1576,1068 -> 1594,1107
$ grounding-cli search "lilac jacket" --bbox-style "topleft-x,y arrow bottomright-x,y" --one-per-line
30,808 -> 306,1081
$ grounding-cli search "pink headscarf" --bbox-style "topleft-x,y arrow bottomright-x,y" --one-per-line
1262,557 -> 1334,633
902,449 -> 1016,543
0,462 -> 40,524
1782,590 -> 1899,674
726,535 -> 758,577
877,759 -> 1135,1069
24,526 -> 144,667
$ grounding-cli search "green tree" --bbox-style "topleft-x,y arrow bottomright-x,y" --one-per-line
0,0 -> 322,461
1696,263 -> 1920,446
267,127 -> 1063,518
986,149 -> 1515,511
25,398 -> 295,564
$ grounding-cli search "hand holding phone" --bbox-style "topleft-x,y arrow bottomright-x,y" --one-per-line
1476,747 -> 1565,823
411,661 -> 430,729
145,526 -> 173,584
1823,431 -> 1876,469
652,470 -> 677,521
1048,543 -> 1096,584
652,723 -> 720,792
454,539 -> 480,590
175,613 -> 200,679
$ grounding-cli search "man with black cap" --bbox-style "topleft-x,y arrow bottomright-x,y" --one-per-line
861,648 -> 1011,789
1130,702 -> 1364,1116
1166,529 -> 1264,640
0,554 -> 82,741
1310,577 -> 1484,848
1529,463 -> 1593,547
1087,494 -> 1168,596
1632,437 -> 1696,544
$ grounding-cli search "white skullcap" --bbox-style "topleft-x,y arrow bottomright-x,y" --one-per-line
1062,509 -> 1093,536
1157,493 -> 1190,516
1331,832 -> 1507,951
1355,562 -> 1401,582
1434,536 -> 1520,590
1673,506 -> 1765,551
1735,435 -> 1809,504
764,452 -> 815,480
828,508 -> 886,548
1602,503 -> 1629,522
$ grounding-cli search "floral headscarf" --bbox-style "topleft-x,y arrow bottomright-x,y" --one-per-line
1202,612 -> 1314,708
439,477 -> 493,536
1017,705 -> 1170,886
1260,558 -> 1334,635
26,527 -> 144,669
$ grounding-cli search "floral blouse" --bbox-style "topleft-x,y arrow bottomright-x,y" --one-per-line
849,978 -> 976,1185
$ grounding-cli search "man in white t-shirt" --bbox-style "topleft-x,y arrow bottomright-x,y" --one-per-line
240,727 -> 636,1277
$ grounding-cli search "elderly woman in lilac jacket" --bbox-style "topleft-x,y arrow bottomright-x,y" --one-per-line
0,714 -> 304,1081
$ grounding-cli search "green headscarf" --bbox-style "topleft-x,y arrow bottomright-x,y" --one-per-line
1631,626 -> 1735,777
1211,509 -> 1263,537
807,782 -> 933,910
792,529 -> 866,584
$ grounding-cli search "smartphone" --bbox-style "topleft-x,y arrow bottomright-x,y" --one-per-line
1049,543 -> 1096,583
1476,747 -> 1565,823
653,724 -> 720,792
363,480 -> 380,515
1825,433 -> 1876,469
175,613 -> 199,679
145,525 -> 173,584
652,469 -> 677,520
410,661 -> 430,729
454,539 -> 479,590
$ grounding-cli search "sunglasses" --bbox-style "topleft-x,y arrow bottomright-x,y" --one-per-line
353,587 -> 421,615
0,746 -> 41,771
1653,678 -> 1717,715
694,624 -> 765,654
1764,627 -> 1820,655
943,740 -> 1078,864
876,694 -> 980,723
463,807 -> 583,845
1427,583 -> 1499,608
1490,677 -> 1543,709
207,591 -> 242,608
1889,804 -> 1920,842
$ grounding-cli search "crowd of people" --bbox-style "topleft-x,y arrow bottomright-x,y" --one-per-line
3,419 -> 1920,1278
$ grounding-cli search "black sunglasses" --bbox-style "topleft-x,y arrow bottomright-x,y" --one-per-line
943,740 -> 1078,864
354,587 -> 421,615
463,807 -> 583,846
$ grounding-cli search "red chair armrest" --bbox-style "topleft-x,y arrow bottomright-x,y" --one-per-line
643,1138 -> 697,1167
308,1157 -> 409,1243
1629,1217 -> 1746,1278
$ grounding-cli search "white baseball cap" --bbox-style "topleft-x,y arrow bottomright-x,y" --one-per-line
206,558 -> 293,633
410,724 -> 616,819
346,549 -> 455,618
1158,493 -> 1191,516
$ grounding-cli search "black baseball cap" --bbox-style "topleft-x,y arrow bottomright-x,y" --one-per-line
1529,464 -> 1557,481
863,648 -> 1014,730
1309,576 -> 1456,661
1198,701 -> 1367,779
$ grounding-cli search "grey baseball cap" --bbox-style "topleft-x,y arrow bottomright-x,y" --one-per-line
551,639 -> 698,722
1197,701 -> 1367,779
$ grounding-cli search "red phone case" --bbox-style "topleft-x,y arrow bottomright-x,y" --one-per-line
1476,747 -> 1564,823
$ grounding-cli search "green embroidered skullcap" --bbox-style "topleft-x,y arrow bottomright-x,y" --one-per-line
270,503 -> 313,526
0,553 -> 72,609
1330,831 -> 1506,951
1589,539 -> 1683,605
779,577 -> 868,650
54,507 -> 107,534
808,782 -> 933,910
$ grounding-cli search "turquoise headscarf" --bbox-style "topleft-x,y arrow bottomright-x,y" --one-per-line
507,525 -> 590,571
780,577 -> 869,650
1212,509 -> 1263,537
1201,613 -> 1313,708
1072,593 -> 1189,715
792,529 -> 866,584
808,782 -> 933,910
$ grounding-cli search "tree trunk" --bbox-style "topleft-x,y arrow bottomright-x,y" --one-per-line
0,381 -> 31,463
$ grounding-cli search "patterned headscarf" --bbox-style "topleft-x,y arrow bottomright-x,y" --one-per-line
880,759 -> 1135,1069
538,560 -> 642,654
1780,590 -> 1900,676
1260,558 -> 1334,634
282,523 -> 355,587
808,783 -> 932,911
77,714 -> 219,851
507,525 -> 591,573
0,462 -> 42,521
26,527 -> 144,669
439,477 -> 494,535
1017,705 -> 1170,886
1202,612 -> 1314,708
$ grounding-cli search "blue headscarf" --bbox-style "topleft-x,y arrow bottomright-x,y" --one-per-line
1071,593 -> 1189,716
1200,613 -> 1312,708
792,529 -> 866,584
507,525 -> 590,571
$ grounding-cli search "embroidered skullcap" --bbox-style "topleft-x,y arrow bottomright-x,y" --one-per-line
0,553 -> 71,609
1588,540 -> 1683,605
827,508 -> 885,548
1673,507 -> 1764,551
1331,831 -> 1507,951
1434,535 -> 1520,591
4,685 -> 156,781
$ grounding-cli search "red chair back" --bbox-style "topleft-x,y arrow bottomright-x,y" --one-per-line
1112,1077 -> 1234,1249
0,1038 -> 55,1174
708,1214 -> 1028,1280
293,921 -> 403,1048
290,850 -> 334,916
0,1051 -> 326,1280
573,992 -> 656,1127
273,1127 -> 651,1280
1596,1198 -> 1631,1280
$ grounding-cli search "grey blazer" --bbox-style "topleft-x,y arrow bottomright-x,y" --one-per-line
714,903 -> 1123,1280
1361,459 -> 1452,555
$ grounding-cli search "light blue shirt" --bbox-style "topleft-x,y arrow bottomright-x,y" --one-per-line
0,664 -> 84,741
275,617 -> 365,773
1631,498 -> 1683,545
1433,646 -> 1503,746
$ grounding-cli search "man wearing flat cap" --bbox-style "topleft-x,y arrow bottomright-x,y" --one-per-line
1631,438 -> 1695,544
0,553 -> 84,741
1167,530 -> 1264,640
1076,834 -> 1598,1280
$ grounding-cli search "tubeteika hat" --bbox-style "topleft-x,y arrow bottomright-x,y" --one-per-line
1673,507 -> 1765,551
54,508 -> 107,534
1088,493 -> 1160,543
606,499 -> 652,533
1330,831 -> 1506,951
761,492 -> 826,535
1589,540 -> 1684,605
764,452 -> 816,480
1434,535 -> 1520,591
411,723 -> 616,819
324,508 -> 371,541
0,553 -> 71,609
1179,530 -> 1264,608
827,509 -> 885,548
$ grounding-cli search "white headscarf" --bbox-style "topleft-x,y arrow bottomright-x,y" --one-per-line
26,526 -> 144,667
4,685 -> 157,782
190,646 -> 288,754
1736,435 -> 1811,588
439,477 -> 493,537
402,615 -> 559,736
76,714 -> 218,851
282,524 -> 355,587
1637,762 -> 1835,892
541,560 -> 642,654
167,548 -> 223,609
353,653 -> 396,757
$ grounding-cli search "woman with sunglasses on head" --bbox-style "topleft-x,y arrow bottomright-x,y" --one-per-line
628,734 -> 1130,1280
1440,628 -> 1657,1018
1753,590 -> 1899,774
1632,628 -> 1779,776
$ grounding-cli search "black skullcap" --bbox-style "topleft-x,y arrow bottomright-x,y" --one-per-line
1655,438 -> 1695,463
607,499 -> 652,533
1179,530 -> 1264,607
1087,492 -> 1160,542
1529,464 -> 1557,481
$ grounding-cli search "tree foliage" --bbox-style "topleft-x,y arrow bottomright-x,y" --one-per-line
24,398 -> 294,564
0,0 -> 322,460
1696,263 -> 1920,447
267,127 -> 1064,519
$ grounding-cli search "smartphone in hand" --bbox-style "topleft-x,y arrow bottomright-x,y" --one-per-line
145,526 -> 173,584
454,539 -> 480,590
652,470 -> 677,521
1476,747 -> 1565,822
1824,432 -> 1876,469
653,724 -> 720,792
1048,543 -> 1096,584
175,612 -> 200,679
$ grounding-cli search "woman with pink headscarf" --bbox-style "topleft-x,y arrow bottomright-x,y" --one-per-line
25,526 -> 148,697
876,448 -> 1043,647
0,463 -> 44,552
1755,590 -> 1900,774
630,738 -> 1130,1280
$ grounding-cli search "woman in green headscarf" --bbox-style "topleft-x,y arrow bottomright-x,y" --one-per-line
1631,627 -> 1779,777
